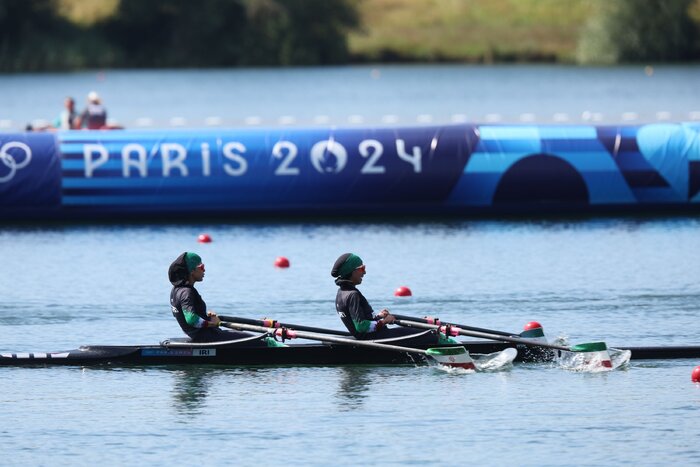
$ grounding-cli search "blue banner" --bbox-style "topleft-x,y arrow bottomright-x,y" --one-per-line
0,122 -> 699,220
0,132 -> 61,216
58,125 -> 476,213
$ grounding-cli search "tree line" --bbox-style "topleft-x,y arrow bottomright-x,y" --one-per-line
0,0 -> 359,71
0,0 -> 697,72
577,0 -> 700,64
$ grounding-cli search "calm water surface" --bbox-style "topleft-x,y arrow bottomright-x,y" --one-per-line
1,218 -> 700,465
1,64 -> 699,129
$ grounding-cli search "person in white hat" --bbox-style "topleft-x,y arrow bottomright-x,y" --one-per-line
77,91 -> 107,129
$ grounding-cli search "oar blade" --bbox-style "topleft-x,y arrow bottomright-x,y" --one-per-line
566,341 -> 613,370
472,347 -> 518,371
426,347 -> 475,370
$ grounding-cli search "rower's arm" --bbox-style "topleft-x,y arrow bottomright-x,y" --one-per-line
347,294 -> 381,334
181,295 -> 218,328
183,309 -> 219,328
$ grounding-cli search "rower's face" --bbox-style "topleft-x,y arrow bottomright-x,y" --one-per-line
350,264 -> 366,284
191,263 -> 205,282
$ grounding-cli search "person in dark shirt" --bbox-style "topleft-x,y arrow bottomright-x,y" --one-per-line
77,91 -> 107,129
331,253 -> 449,345
168,252 -> 273,345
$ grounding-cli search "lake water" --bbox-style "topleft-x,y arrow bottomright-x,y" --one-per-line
1,64 -> 700,130
1,218 -> 700,465
1,65 -> 700,465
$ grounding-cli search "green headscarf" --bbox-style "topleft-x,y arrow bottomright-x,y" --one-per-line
336,253 -> 363,278
184,252 -> 202,273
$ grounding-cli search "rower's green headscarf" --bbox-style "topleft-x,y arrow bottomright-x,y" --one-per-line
332,253 -> 363,279
184,252 -> 202,273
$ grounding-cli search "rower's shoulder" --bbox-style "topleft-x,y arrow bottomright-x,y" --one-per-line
338,286 -> 361,299
337,280 -> 357,292
172,284 -> 197,297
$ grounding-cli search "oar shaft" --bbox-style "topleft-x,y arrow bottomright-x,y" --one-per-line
391,314 -> 515,337
394,319 -> 571,352
218,315 -> 351,337
221,321 -> 428,356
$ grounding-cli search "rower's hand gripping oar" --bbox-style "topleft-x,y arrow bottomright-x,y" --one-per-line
218,315 -> 351,337
392,316 -> 613,369
220,321 -> 477,370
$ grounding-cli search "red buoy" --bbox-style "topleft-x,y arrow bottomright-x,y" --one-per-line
394,286 -> 412,297
274,256 -> 290,268
523,321 -> 542,331
692,365 -> 700,383
197,233 -> 212,243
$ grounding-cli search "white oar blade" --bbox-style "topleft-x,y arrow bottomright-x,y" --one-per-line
426,347 -> 475,370
472,347 -> 518,371
608,347 -> 632,369
560,342 -> 615,372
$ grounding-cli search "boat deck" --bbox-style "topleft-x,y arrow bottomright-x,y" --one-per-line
2,340 -> 699,367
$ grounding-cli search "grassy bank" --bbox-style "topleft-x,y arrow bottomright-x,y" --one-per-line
348,0 -> 594,63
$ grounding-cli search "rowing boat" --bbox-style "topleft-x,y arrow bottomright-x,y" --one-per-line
1,338 -> 698,367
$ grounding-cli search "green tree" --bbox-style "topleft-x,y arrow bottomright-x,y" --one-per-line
276,0 -> 359,65
241,0 -> 360,66
98,0 -> 248,67
0,0 -> 75,71
577,0 -> 699,64
97,0 -> 359,67
240,0 -> 292,65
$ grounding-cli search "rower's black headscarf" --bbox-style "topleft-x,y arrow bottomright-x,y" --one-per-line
331,253 -> 363,284
168,252 -> 201,286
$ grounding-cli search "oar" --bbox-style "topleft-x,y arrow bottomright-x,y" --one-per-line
392,317 -> 613,367
220,321 -> 476,369
218,315 -> 351,337
391,313 -> 517,337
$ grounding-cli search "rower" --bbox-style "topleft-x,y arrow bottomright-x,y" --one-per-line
331,253 -> 455,345
168,252 -> 278,346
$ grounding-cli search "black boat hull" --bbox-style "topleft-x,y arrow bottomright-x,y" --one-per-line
2,340 -> 699,367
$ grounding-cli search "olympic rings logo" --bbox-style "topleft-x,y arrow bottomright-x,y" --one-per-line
0,142 -> 32,183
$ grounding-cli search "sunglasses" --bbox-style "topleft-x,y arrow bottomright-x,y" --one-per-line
196,263 -> 205,272
355,264 -> 366,272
